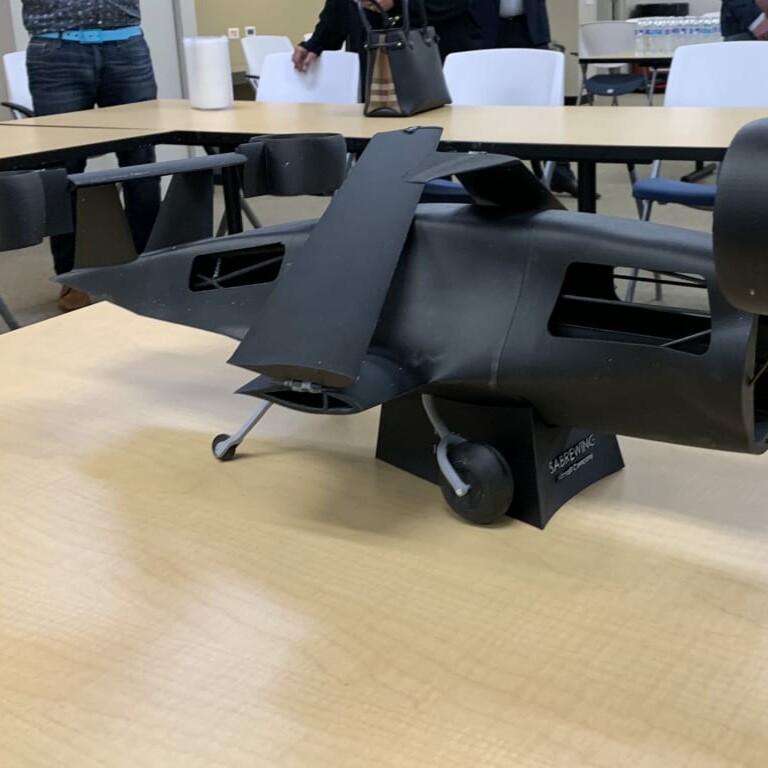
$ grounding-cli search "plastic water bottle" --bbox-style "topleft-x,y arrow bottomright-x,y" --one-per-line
662,18 -> 675,54
647,19 -> 660,54
634,20 -> 647,54
708,16 -> 722,42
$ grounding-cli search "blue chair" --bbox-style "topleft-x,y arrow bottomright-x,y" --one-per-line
627,41 -> 768,301
578,22 -> 648,106
632,41 -> 768,223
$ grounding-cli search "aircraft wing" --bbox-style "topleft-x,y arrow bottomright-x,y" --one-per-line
235,351 -> 426,414
227,127 -> 443,389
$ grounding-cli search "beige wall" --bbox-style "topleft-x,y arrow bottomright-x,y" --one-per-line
0,0 -> 18,104
195,0 -> 325,70
551,0 -> 598,97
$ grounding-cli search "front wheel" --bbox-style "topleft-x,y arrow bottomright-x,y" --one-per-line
438,441 -> 514,525
212,433 -> 237,462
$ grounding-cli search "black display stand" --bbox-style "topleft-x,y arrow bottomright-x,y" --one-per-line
375,394 -> 624,528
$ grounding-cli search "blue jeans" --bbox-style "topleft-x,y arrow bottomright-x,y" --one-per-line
26,34 -> 160,274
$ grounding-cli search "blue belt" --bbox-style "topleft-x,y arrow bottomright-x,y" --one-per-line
37,27 -> 142,44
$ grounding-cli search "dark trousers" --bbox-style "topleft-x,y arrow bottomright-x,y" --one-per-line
26,34 -> 160,274
497,15 -> 539,48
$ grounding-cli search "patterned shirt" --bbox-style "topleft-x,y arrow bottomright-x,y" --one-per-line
22,1 -> 141,36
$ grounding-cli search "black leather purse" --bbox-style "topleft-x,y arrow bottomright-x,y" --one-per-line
356,0 -> 451,117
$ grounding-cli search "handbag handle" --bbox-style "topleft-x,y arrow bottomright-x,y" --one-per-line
354,0 -> 429,35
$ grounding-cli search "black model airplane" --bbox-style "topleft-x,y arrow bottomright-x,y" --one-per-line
48,121 -> 768,527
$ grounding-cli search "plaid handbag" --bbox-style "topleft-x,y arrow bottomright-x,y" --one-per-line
356,0 -> 451,117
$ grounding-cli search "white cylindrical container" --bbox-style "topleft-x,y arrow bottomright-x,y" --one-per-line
184,36 -> 234,110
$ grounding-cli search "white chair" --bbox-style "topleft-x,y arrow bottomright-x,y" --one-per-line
256,51 -> 360,104
421,49 -> 563,201
240,35 -> 293,95
634,40 -> 768,220
0,50 -> 32,329
443,48 -> 564,109
663,40 -> 768,106
1,50 -> 34,118
578,22 -> 648,105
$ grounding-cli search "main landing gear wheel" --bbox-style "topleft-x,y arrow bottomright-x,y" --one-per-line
422,394 -> 514,526
438,441 -> 514,525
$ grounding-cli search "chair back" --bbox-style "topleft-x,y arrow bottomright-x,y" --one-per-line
240,35 -> 293,77
443,49 -> 564,106
665,42 -> 768,106
2,51 -> 33,116
257,51 -> 359,104
578,21 -> 637,58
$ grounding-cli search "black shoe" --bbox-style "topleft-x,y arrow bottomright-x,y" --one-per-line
549,180 -> 601,201
550,179 -> 579,198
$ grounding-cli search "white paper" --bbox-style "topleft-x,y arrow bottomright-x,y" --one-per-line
184,36 -> 234,110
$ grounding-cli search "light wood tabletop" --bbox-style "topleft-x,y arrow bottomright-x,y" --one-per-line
0,124 -> 162,167
11,98 -> 768,158
2,302 -> 768,767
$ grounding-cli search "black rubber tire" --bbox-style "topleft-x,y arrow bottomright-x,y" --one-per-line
212,433 -> 237,462
439,441 -> 514,525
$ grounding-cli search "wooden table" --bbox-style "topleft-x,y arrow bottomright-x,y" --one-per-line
12,98 -> 767,160
0,124 -> 161,170
11,98 -> 768,212
2,302 -> 768,767
578,50 -> 673,68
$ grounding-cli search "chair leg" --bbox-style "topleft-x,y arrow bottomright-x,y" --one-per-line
625,268 -> 640,302
623,267 -> 663,304
627,163 -> 645,218
653,272 -> 663,302
625,194 -> 652,303
541,160 -> 555,188
0,293 -> 20,331
215,212 -> 228,238
647,68 -> 659,105
240,193 -> 261,228
641,199 -> 653,222
577,63 -> 588,105
217,193 -> 261,237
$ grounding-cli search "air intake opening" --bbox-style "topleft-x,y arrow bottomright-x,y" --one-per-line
267,390 -> 354,413
189,243 -> 284,291
752,316 -> 768,443
549,263 -> 711,355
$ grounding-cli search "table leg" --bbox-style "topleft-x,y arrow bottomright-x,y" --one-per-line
577,160 -> 597,213
221,165 -> 243,235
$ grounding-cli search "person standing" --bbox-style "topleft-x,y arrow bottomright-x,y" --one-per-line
471,0 -> 579,197
473,0 -> 551,49
720,0 -> 768,39
293,0 -> 482,76
22,0 -> 161,311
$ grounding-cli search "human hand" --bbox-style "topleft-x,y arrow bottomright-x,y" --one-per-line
753,16 -> 768,39
292,46 -> 317,72
361,0 -> 394,12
